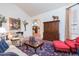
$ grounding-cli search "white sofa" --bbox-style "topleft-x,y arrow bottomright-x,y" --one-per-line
4,39 -> 38,56
5,40 -> 27,56
5,45 -> 27,56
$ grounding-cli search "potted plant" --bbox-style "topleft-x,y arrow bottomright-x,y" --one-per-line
0,15 -> 6,27
23,20 -> 28,31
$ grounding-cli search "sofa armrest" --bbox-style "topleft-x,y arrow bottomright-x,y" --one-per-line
5,45 -> 27,56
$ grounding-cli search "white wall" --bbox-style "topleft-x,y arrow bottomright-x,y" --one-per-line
32,4 -> 75,41
0,3 -> 32,37
32,6 -> 68,41
0,3 -> 75,41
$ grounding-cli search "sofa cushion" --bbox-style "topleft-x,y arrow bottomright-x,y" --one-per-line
53,40 -> 70,52
65,39 -> 76,48
65,39 -> 77,52
0,39 -> 9,53
0,44 -> 4,53
53,41 -> 70,49
0,52 -> 18,56
76,37 -> 79,43
5,45 -> 27,56
1,39 -> 9,49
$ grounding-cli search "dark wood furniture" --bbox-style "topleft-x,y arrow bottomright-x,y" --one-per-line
43,20 -> 60,41
24,39 -> 44,53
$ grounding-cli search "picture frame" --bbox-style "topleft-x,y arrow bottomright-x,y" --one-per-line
9,17 -> 21,30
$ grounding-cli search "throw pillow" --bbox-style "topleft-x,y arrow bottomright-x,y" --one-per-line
0,39 -> 9,53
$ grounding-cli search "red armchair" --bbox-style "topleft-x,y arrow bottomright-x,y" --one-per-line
53,40 -> 70,52
76,37 -> 79,42
65,39 -> 76,53
75,37 -> 79,48
53,37 -> 79,53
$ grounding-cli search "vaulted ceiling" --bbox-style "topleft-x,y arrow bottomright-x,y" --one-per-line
15,3 -> 68,17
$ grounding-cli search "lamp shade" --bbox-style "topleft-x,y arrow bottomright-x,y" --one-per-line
0,27 -> 6,33
32,22 -> 39,26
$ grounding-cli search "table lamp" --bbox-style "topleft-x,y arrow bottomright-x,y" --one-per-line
0,27 -> 6,33
0,27 -> 7,40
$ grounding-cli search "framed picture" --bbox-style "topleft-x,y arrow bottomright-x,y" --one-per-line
9,17 -> 21,30
65,3 -> 79,39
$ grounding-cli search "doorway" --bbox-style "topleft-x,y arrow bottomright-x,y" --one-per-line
32,19 -> 41,39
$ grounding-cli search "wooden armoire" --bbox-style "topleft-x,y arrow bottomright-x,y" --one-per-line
43,20 -> 60,41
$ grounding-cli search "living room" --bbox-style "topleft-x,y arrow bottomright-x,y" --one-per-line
0,3 -> 79,56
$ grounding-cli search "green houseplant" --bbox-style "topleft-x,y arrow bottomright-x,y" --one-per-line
0,15 -> 6,27
23,20 -> 28,31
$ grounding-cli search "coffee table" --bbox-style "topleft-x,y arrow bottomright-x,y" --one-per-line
24,39 -> 44,53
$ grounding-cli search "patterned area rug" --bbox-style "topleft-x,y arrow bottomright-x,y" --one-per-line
17,41 -> 78,56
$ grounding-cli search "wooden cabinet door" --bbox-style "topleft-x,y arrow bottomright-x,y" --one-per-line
43,20 -> 60,41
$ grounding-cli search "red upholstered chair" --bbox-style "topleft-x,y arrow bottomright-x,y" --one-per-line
53,40 -> 70,52
65,39 -> 76,53
76,37 -> 79,42
75,37 -> 79,48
